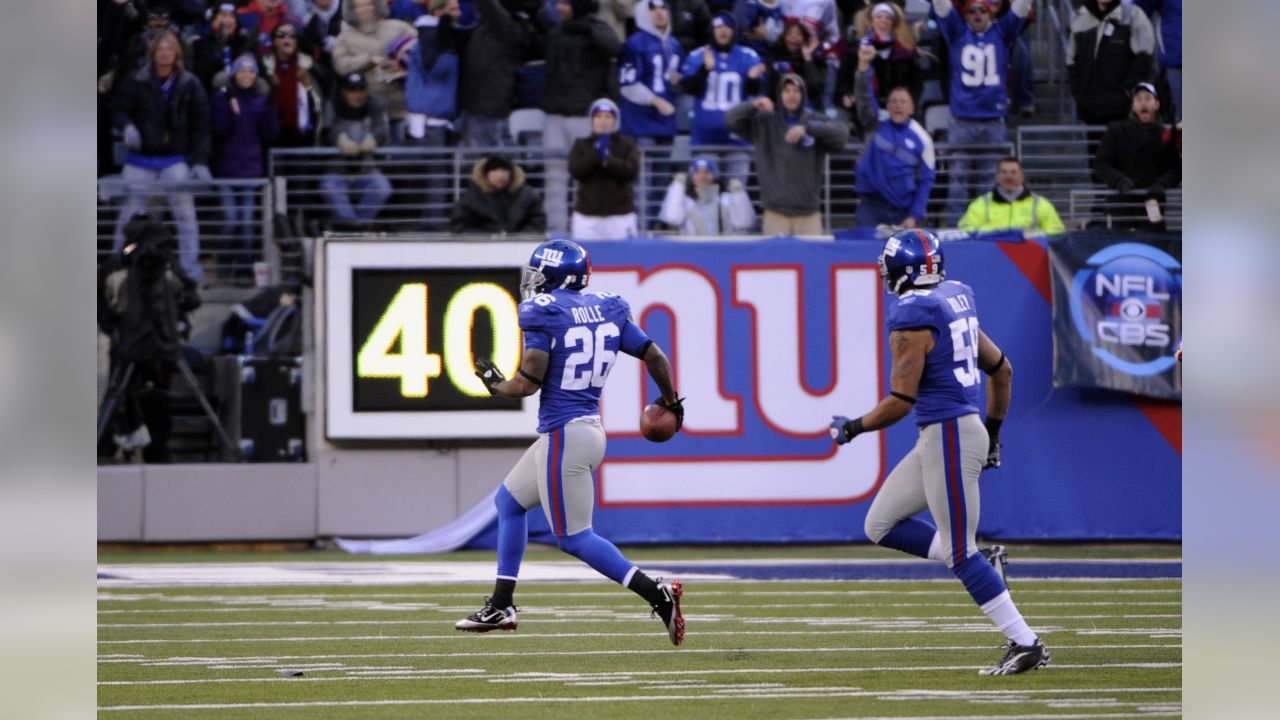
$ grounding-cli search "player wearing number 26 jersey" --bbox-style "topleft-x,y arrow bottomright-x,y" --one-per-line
459,239 -> 688,647
828,229 -> 1050,676
520,282 -> 647,432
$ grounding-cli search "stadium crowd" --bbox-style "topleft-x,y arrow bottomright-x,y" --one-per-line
97,0 -> 1183,266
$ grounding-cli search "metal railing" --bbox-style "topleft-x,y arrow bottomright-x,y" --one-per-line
268,143 -> 1040,235
1068,188 -> 1183,230
96,176 -> 283,287
95,138 -> 1180,282
1040,0 -> 1076,120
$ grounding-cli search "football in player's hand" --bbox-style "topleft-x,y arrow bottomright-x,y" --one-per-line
640,403 -> 678,443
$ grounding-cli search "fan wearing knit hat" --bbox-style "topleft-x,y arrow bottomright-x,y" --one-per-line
658,155 -> 757,235
566,99 -> 642,240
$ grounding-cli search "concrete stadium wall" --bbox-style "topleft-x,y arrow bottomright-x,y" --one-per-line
97,446 -> 524,542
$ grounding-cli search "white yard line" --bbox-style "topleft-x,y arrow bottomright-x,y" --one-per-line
98,613 -> 1182,629
96,645 -> 1181,664
98,691 -> 1181,714
96,560 -> 1181,589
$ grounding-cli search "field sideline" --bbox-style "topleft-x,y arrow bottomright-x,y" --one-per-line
98,544 -> 1181,719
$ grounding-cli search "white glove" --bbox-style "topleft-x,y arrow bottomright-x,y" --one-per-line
189,164 -> 213,182
123,123 -> 141,150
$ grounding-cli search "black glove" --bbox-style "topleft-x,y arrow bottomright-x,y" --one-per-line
983,416 -> 1003,470
656,396 -> 685,432
474,357 -> 506,394
1146,181 -> 1166,201
830,415 -> 864,445
1115,177 -> 1135,194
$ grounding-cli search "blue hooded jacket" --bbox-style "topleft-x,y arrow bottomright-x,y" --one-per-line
853,68 -> 935,220
404,15 -> 459,120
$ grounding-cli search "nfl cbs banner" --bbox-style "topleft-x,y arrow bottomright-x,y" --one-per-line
324,238 -> 1181,542
1048,233 -> 1182,400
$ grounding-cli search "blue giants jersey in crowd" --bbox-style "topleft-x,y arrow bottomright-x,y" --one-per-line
935,9 -> 1025,119
681,44 -> 762,146
734,0 -> 786,57
619,30 -> 684,138
519,289 -> 653,433
887,280 -> 984,425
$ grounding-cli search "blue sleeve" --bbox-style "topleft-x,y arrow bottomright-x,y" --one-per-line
887,295 -> 938,333
519,300 -> 556,353
606,295 -> 652,357
935,6 -> 966,44
995,11 -> 1026,45
681,47 -> 702,79
733,0 -> 754,34
620,37 -> 644,89
910,158 -> 935,221
620,321 -> 652,358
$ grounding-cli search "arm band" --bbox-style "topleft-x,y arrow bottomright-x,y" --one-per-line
982,353 -> 1006,375
518,369 -> 543,385
890,391 -> 917,404
636,338 -> 655,360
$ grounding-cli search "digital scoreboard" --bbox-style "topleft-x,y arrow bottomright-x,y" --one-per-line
324,241 -> 543,440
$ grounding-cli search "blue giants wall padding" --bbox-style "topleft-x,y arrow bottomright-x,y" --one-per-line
467,235 -> 1180,546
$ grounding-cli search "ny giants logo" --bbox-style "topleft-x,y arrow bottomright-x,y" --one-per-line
590,264 -> 887,507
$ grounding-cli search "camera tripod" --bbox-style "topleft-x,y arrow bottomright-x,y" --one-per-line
96,355 -> 244,462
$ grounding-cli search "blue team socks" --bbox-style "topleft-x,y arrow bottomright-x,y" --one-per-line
557,529 -> 634,584
952,551 -> 1007,606
494,486 -> 528,580
877,517 -> 937,559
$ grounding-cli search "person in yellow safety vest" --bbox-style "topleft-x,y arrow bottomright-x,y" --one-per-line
957,157 -> 1065,236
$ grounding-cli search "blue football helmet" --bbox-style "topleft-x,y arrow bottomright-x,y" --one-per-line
878,229 -> 945,295
521,239 -> 591,299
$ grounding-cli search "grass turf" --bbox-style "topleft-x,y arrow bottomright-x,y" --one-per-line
98,550 -> 1181,719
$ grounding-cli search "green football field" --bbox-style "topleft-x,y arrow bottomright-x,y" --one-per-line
97,545 -> 1181,719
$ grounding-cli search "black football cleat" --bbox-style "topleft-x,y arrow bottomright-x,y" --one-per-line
979,638 -> 1050,676
455,598 -> 517,633
651,579 -> 685,646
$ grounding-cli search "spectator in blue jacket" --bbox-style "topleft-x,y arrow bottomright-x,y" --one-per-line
1134,0 -> 1180,121
403,2 -> 461,143
403,0 -> 462,226
852,44 -> 936,228
211,55 -> 279,274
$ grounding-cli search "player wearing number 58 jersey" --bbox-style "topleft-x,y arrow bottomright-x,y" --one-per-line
458,239 -> 688,646
828,229 -> 1049,676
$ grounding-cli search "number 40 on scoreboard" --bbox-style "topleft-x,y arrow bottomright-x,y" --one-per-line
351,268 -> 525,413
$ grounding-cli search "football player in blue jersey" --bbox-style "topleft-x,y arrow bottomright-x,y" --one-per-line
932,0 -> 1030,224
681,12 -> 765,183
827,229 -> 1049,676
457,239 -> 688,646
